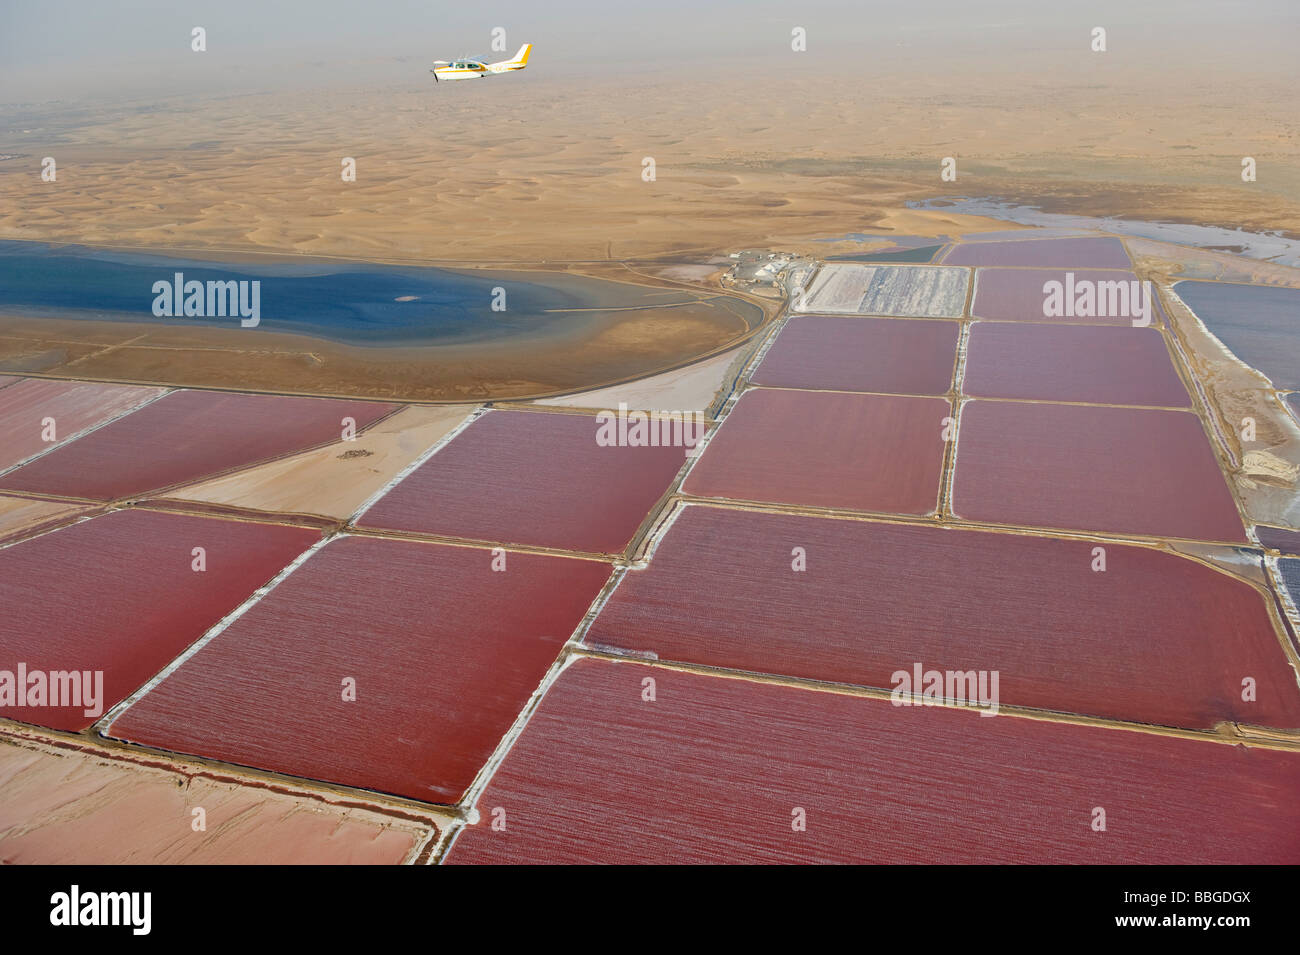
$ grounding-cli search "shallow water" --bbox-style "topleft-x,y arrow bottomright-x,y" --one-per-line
816,233 -> 948,248
826,245 -> 943,263
0,241 -> 736,347
908,198 -> 1300,268
1173,281 -> 1300,390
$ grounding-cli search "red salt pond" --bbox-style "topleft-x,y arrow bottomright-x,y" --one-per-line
751,315 -> 958,396
0,379 -> 165,473
356,409 -> 687,555
944,236 -> 1131,268
971,268 -> 1145,325
586,505 -> 1300,730
683,389 -> 949,515
444,659 -> 1300,864
963,323 -> 1190,406
953,400 -> 1247,542
0,390 -> 399,501
109,536 -> 612,804
0,509 -> 319,732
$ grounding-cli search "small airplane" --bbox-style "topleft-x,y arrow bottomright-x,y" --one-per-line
430,44 -> 532,82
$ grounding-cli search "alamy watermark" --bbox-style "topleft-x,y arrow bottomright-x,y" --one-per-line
0,663 -> 104,718
152,272 -> 260,327
595,402 -> 706,456
50,886 -> 151,935
890,662 -> 1000,716
1043,272 -> 1152,327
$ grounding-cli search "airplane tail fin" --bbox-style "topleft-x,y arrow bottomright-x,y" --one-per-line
511,43 -> 532,66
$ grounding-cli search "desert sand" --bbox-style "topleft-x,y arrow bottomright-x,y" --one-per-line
532,346 -> 745,414
2,56 -> 1297,265
4,55 -> 1296,399
0,732 -> 436,864
0,494 -> 95,544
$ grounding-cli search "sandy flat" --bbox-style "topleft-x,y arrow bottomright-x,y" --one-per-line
0,735 -> 430,864
533,348 -> 743,414
163,403 -> 476,519
1130,237 -> 1300,288
0,494 -> 94,543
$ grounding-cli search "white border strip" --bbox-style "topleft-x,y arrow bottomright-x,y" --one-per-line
348,405 -> 487,524
0,386 -> 172,480
96,533 -> 335,733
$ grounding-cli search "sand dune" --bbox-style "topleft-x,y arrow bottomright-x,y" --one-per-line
4,63 -> 1296,267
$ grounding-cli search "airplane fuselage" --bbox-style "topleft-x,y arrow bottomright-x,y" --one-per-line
434,63 -> 488,81
431,45 -> 531,82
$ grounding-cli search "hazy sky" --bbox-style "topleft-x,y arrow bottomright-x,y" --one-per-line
2,0 -> 1297,104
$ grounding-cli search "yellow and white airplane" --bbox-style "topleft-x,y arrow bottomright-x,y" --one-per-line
430,44 -> 532,82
